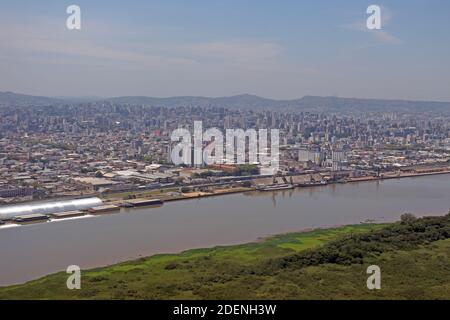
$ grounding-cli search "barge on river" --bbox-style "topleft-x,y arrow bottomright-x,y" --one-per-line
121,199 -> 164,208
256,184 -> 295,191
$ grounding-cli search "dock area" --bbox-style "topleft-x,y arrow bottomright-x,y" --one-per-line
1,168 -> 450,229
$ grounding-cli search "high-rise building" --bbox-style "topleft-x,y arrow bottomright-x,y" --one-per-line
331,150 -> 346,171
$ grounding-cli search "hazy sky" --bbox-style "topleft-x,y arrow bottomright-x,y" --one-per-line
1,0 -> 450,100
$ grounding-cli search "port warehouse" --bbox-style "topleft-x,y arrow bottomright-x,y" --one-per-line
0,197 -> 165,225
0,187 -> 35,198
0,197 -> 103,220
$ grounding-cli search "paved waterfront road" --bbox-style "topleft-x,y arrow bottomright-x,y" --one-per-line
1,174 -> 450,286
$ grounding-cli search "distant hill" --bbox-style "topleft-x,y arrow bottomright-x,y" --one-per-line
0,91 -> 63,107
104,94 -> 283,109
294,96 -> 450,112
2,91 -> 450,111
104,94 -> 450,111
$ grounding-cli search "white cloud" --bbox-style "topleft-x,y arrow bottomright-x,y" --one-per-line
341,5 -> 401,45
0,19 -> 287,70
372,30 -> 402,44
0,15 -> 315,98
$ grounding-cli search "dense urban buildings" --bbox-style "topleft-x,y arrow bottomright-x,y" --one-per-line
1,100 -> 449,204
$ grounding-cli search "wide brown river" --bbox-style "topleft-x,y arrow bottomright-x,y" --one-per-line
1,174 -> 450,286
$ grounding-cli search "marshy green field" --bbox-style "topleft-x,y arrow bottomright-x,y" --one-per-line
1,215 -> 449,300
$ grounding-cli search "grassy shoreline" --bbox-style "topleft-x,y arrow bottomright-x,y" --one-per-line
1,214 -> 449,299
0,224 -> 384,296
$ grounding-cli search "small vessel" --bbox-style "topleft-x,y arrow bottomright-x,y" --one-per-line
120,202 -> 134,208
13,214 -> 49,224
298,181 -> 328,187
87,205 -> 120,214
256,184 -> 294,191
50,210 -> 85,219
